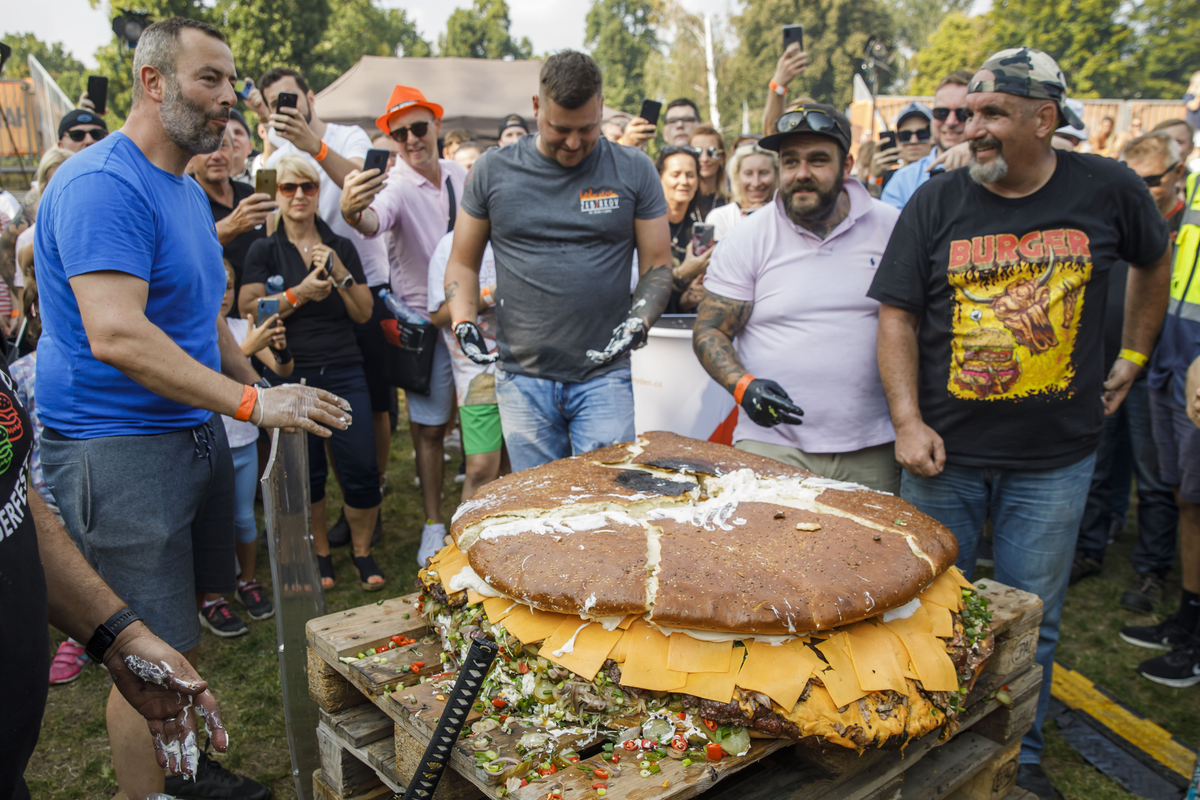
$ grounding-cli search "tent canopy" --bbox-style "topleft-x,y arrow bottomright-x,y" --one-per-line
315,56 -> 625,143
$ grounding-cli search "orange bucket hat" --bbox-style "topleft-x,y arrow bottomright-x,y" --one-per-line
376,86 -> 445,133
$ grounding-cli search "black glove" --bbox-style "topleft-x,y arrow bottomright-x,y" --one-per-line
740,378 -> 804,427
454,320 -> 498,365
586,316 -> 649,364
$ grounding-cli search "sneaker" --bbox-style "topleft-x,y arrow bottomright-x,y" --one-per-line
975,534 -> 994,568
199,599 -> 249,638
1138,638 -> 1200,688
1016,762 -> 1063,800
236,581 -> 275,621
454,461 -> 466,484
1120,572 -> 1165,613
49,639 -> 88,685
444,428 -> 463,454
417,521 -> 447,566
1069,551 -> 1102,585
1119,612 -> 1194,651
163,748 -> 270,799
1107,512 -> 1125,545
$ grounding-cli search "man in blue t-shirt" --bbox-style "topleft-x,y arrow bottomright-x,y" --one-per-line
881,70 -> 972,210
34,17 -> 350,800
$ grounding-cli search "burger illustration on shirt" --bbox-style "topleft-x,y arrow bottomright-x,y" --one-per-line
953,327 -> 1022,399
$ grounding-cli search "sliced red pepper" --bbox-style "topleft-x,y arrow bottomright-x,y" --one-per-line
622,740 -> 640,752
670,735 -> 688,751
706,742 -> 724,761
567,755 -> 579,764
491,698 -> 507,709
548,794 -> 563,800
593,767 -> 610,780
550,763 -> 558,774
409,661 -> 426,674
498,714 -> 508,723
518,778 -> 528,787
676,711 -> 687,719
610,752 -> 620,763
592,783 -> 608,790
518,661 -> 529,674
702,718 -> 717,731
639,739 -> 654,750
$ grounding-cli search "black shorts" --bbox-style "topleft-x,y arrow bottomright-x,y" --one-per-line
355,285 -> 394,414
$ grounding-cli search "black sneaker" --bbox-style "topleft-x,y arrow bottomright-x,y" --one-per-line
1120,572 -> 1165,613
1069,551 -> 1102,585
236,581 -> 275,621
1016,762 -> 1063,800
199,599 -> 249,638
1119,613 -> 1194,651
164,748 -> 270,799
975,534 -> 994,568
1138,638 -> 1200,688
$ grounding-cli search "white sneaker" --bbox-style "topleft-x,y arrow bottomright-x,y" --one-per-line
444,428 -> 463,454
417,522 -> 447,566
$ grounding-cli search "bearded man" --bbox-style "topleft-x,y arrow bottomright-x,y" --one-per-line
34,17 -> 348,799
867,48 -> 1172,800
693,103 -> 903,493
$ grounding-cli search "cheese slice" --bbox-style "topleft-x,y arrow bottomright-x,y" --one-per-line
918,570 -> 964,610
618,615 -> 637,630
682,645 -> 746,703
923,602 -> 955,638
467,589 -> 486,606
430,543 -> 462,564
619,621 -> 688,691
482,596 -> 518,625
844,622 -> 909,696
540,619 -> 623,681
437,551 -> 470,594
946,565 -> 976,591
883,615 -> 960,692
498,605 -> 572,644
610,629 -> 629,663
667,635 -> 734,674
735,639 -> 820,712
815,633 -> 867,709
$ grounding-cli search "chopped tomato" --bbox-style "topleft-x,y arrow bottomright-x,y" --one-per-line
676,711 -> 687,720
610,753 -> 620,763
409,661 -> 426,674
568,755 -> 580,764
518,778 -> 528,787
706,742 -> 724,761
390,635 -> 415,646
491,698 -> 507,709
518,661 -> 529,674
702,718 -> 717,731
499,715 -> 508,723
537,764 -> 558,777
593,768 -> 610,780
670,735 -> 688,751
622,740 -> 640,752
592,783 -> 608,790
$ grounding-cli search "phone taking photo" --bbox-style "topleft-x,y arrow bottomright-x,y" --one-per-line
783,24 -> 804,53
692,222 -> 715,255
878,130 -> 898,151
257,297 -> 280,326
235,78 -> 253,100
275,92 -> 298,111
87,75 -> 109,116
364,148 -> 390,175
255,168 -> 277,198
639,99 -> 662,127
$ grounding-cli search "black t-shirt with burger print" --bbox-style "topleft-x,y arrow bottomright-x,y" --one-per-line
868,151 -> 1169,470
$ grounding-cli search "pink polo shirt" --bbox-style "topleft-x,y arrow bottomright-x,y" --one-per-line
703,179 -> 900,454
367,157 -> 467,321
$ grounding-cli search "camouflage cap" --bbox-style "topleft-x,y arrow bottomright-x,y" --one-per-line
968,47 -> 1084,130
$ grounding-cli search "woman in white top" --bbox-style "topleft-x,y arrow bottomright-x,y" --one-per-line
705,142 -> 779,241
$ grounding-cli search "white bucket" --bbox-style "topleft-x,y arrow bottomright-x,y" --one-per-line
630,323 -> 736,440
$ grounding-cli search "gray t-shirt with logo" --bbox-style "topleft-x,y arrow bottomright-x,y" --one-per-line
460,135 -> 666,383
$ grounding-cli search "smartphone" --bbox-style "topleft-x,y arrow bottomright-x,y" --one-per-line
783,24 -> 804,53
275,92 -> 298,112
0,43 -> 11,76
878,130 -> 898,151
692,223 -> 715,255
235,78 -> 253,100
639,99 -> 662,127
255,168 -> 277,198
87,75 -> 109,116
364,148 -> 390,175
256,297 -> 280,326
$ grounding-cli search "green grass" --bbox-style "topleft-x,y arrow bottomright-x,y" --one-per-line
24,436 -> 1200,798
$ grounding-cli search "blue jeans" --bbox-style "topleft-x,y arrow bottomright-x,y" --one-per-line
900,453 -> 1096,765
230,442 -> 259,545
1077,380 -> 1178,574
494,365 -> 636,472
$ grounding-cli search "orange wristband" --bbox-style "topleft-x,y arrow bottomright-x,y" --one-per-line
285,288 -> 302,308
314,140 -> 329,162
733,374 -> 756,405
452,318 -> 473,328
769,79 -> 787,96
481,286 -> 495,307
234,385 -> 258,422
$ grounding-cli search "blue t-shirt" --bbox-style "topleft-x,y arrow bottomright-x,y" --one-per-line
35,132 -> 224,438
880,148 -> 938,210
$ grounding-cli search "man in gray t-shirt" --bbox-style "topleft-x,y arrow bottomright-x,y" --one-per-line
445,51 -> 672,471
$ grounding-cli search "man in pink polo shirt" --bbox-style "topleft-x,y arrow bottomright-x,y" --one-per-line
694,102 -> 902,492
340,86 -> 468,563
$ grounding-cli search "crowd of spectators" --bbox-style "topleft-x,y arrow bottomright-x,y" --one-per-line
3,16 -> 1200,800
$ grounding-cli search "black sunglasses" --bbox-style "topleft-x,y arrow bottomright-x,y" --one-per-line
66,128 -> 107,142
699,145 -> 722,159
661,145 -> 701,158
389,121 -> 430,142
898,128 -> 931,144
932,107 -> 969,123
278,182 -> 319,197
776,108 -> 847,139
1142,164 -> 1179,187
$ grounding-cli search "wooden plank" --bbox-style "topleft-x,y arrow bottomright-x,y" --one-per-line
306,592 -> 427,661
394,720 -> 486,800
898,733 -> 1003,800
968,670 -> 1040,747
321,705 -> 393,749
318,717 -> 404,794
945,739 -> 1021,800
974,583 -> 1041,677
343,638 -> 446,700
318,724 -> 383,797
312,769 -> 394,800
309,647 -> 368,713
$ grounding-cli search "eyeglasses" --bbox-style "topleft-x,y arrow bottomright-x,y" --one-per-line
660,145 -> 701,159
1142,164 -> 1179,187
389,121 -> 430,142
932,107 -> 969,123
776,108 -> 847,139
665,115 -> 699,126
897,128 -> 932,144
66,128 -> 107,142
278,182 -> 319,197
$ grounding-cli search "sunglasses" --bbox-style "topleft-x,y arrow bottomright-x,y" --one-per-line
661,145 -> 701,159
776,108 -> 847,139
1142,164 -> 1179,187
66,128 -> 107,142
389,121 -> 430,142
932,107 -> 969,123
698,145 -> 722,159
278,182 -> 319,197
665,115 -> 699,126
897,128 -> 931,144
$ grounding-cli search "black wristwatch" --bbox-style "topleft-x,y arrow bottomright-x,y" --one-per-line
85,608 -> 143,664
335,274 -> 354,289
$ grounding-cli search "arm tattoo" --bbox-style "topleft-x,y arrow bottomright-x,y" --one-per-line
631,264 -> 673,324
693,289 -> 754,394
445,279 -> 458,303
0,192 -> 37,294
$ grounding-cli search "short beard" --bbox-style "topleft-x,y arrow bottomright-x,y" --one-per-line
160,77 -> 227,155
781,171 -> 844,225
968,134 -> 1009,184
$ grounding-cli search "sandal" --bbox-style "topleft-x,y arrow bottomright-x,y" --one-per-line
317,554 -> 335,590
352,554 -> 386,592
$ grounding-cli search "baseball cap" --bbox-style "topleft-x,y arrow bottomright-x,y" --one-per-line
894,101 -> 933,127
58,109 -> 107,140
760,102 -> 851,154
375,86 -> 444,134
228,108 -> 251,136
1055,98 -> 1088,141
499,113 -> 528,137
969,47 -> 1085,129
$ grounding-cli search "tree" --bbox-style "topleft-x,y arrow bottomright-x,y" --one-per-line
908,13 -> 990,95
888,0 -> 974,54
439,0 -> 532,60
1135,0 -> 1200,100
212,0 -> 332,91
585,0 -> 658,113
986,0 -> 1136,98
2,33 -> 88,103
306,0 -> 430,90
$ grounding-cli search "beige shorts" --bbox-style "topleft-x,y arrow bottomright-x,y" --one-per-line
734,439 -> 901,494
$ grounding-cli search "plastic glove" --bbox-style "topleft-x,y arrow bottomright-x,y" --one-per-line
454,320 -> 498,364
586,316 -> 649,364
741,378 -> 804,427
252,384 -> 352,437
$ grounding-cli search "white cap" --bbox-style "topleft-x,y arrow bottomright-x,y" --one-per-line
1055,99 -> 1088,141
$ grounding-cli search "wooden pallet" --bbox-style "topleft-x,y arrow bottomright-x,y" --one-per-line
308,581 -> 1042,800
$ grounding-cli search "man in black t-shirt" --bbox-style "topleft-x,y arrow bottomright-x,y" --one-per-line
868,48 -> 1172,800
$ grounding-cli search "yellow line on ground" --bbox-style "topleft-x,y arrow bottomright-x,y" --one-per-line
1051,663 -> 1196,778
